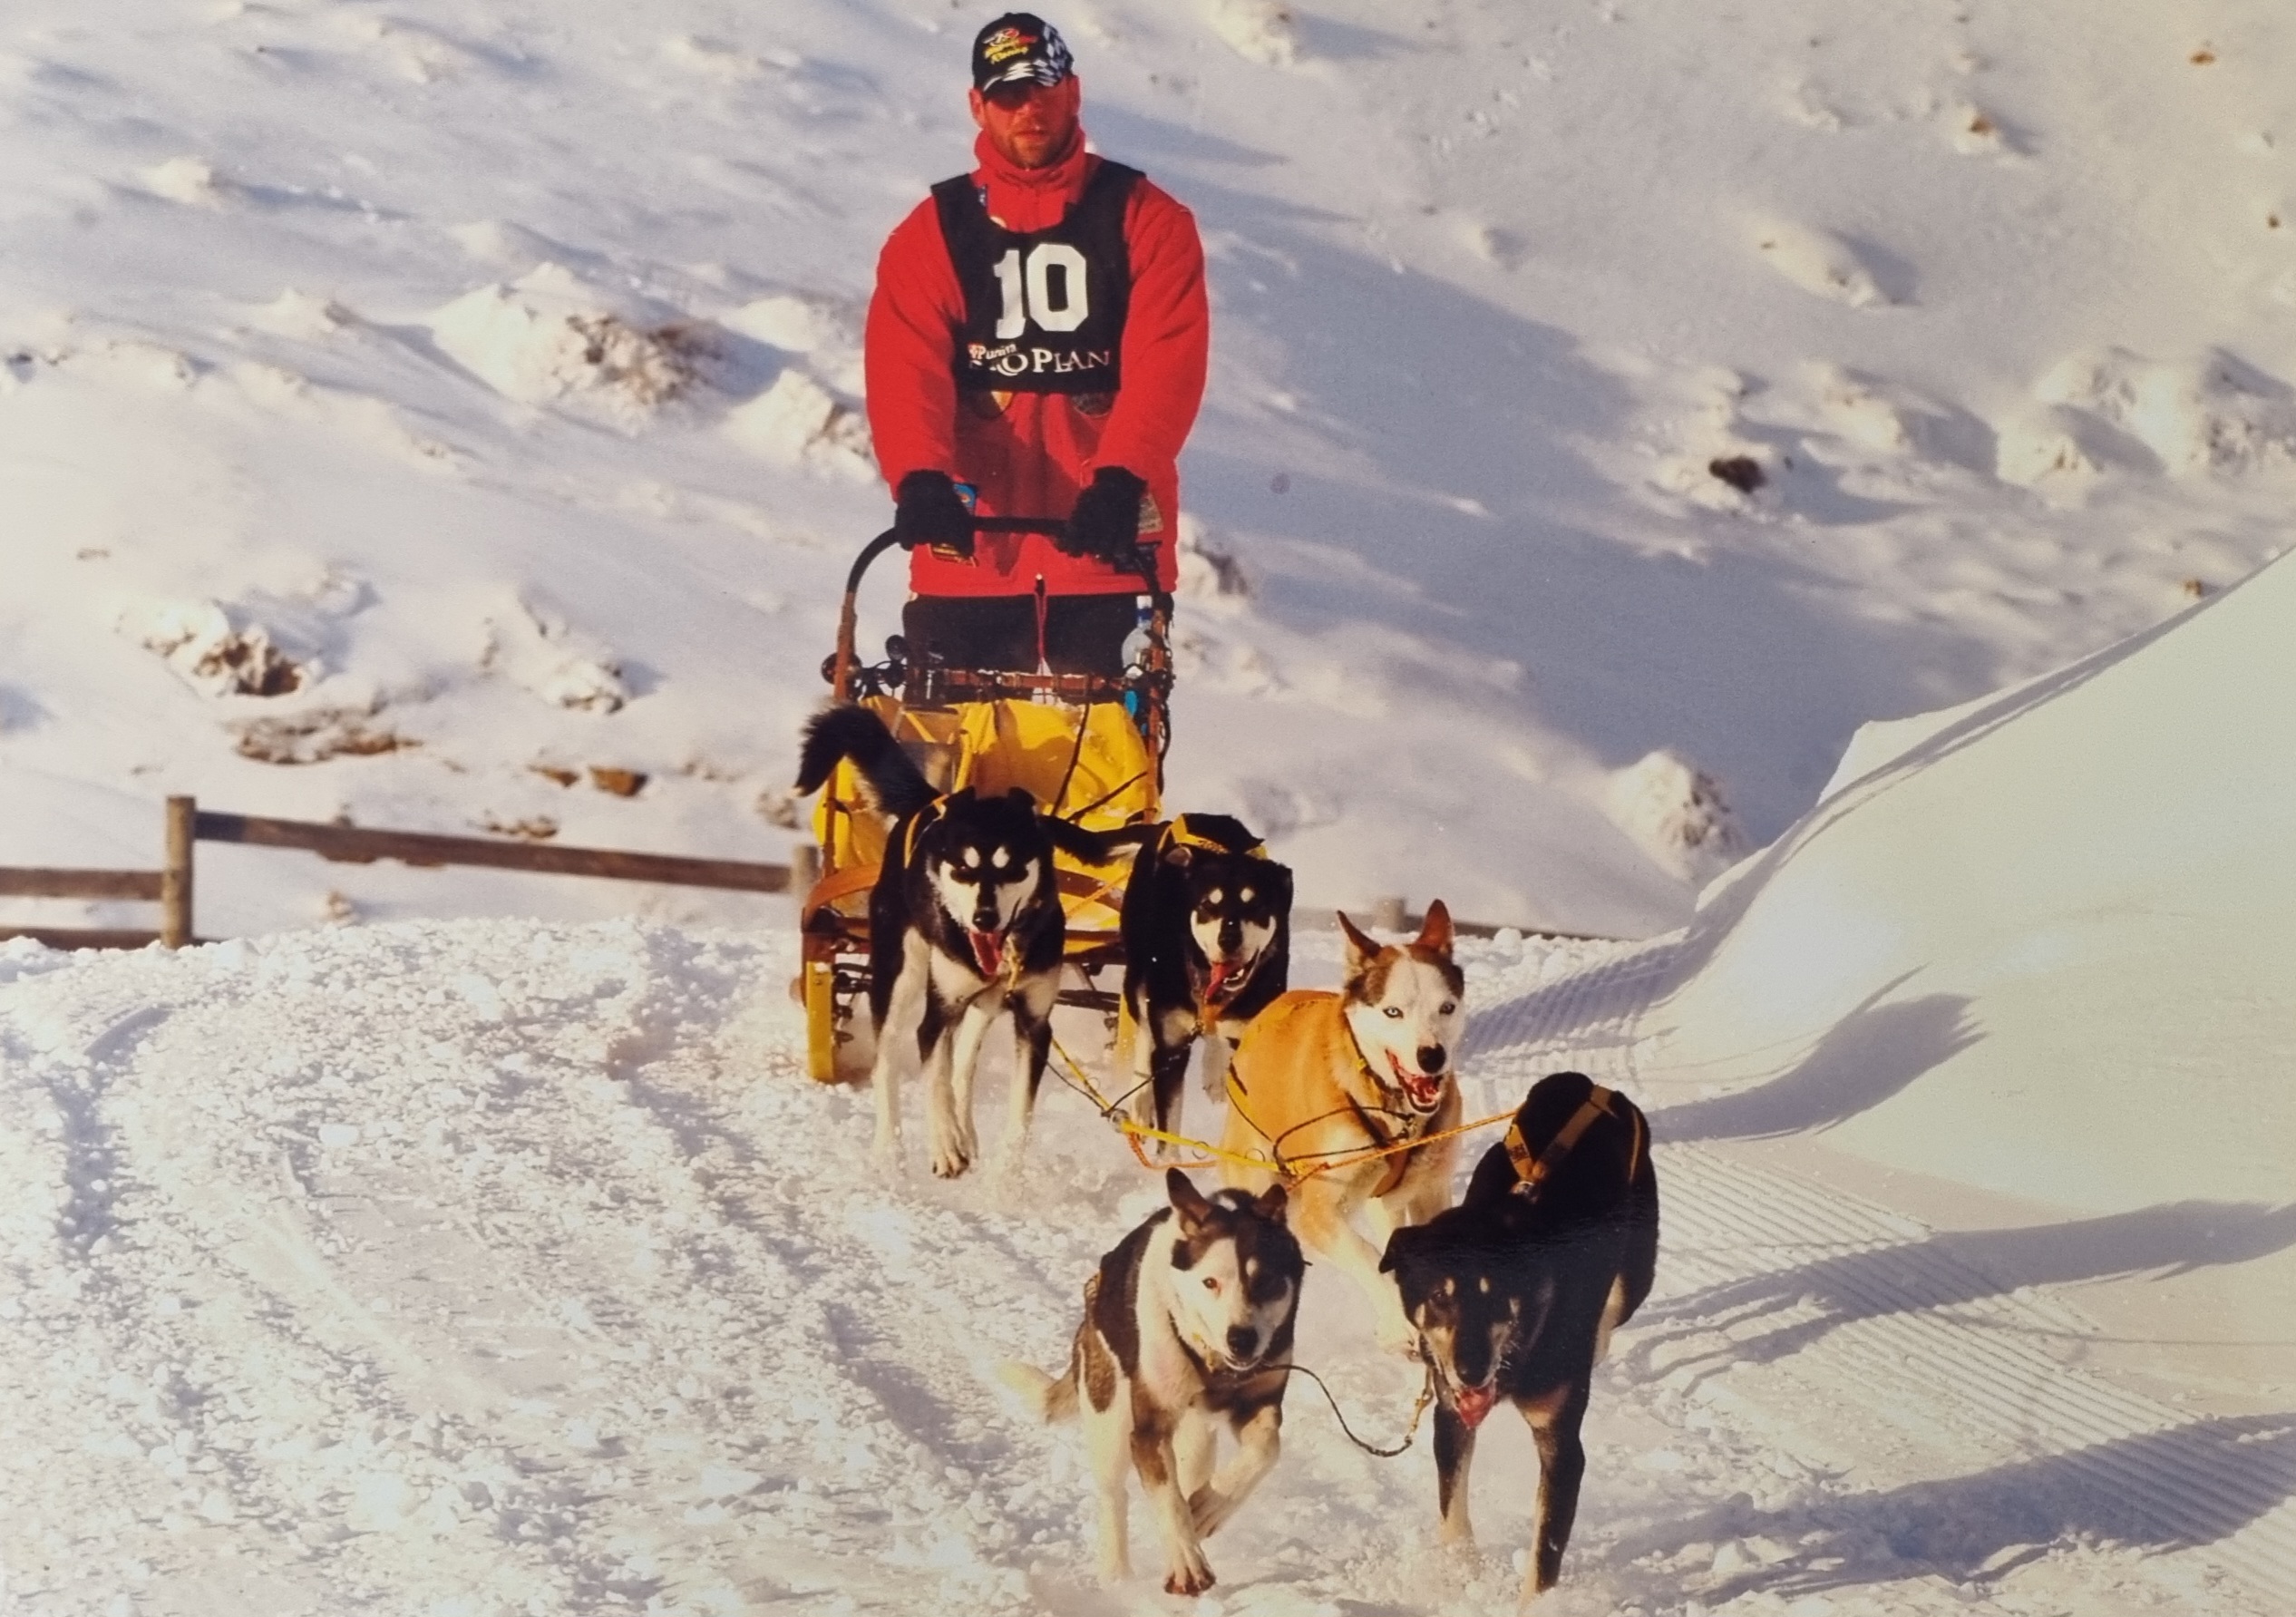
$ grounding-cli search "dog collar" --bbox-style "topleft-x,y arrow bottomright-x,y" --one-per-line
1338,1020 -> 1442,1200
1172,1324 -> 1255,1383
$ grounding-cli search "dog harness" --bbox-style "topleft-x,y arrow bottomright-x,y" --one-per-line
1159,814 -> 1268,862
900,795 -> 947,866
1503,1085 -> 1644,1201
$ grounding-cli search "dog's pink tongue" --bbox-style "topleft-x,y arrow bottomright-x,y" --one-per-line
1454,1383 -> 1498,1430
968,930 -> 1005,976
1203,959 -> 1231,1001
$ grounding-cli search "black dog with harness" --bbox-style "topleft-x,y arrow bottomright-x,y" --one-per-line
1117,813 -> 1293,1145
1378,1071 -> 1659,1601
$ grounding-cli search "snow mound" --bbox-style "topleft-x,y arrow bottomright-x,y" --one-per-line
249,289 -> 356,341
1994,403 -> 2115,496
2034,347 -> 2296,476
1207,0 -> 1299,67
140,156 -> 227,207
429,264 -> 704,419
722,294 -> 839,354
1605,749 -> 1748,887
1643,548 -> 2296,1212
723,368 -> 873,479
479,594 -> 628,714
1752,220 -> 1895,307
120,600 -> 311,699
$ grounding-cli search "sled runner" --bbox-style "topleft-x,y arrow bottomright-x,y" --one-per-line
796,519 -> 1173,1083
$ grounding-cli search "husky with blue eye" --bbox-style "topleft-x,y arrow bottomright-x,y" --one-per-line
1002,1169 -> 1304,1596
1220,902 -> 1466,1352
796,705 -> 1121,1178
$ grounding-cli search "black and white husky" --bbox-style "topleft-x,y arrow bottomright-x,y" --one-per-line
1003,1169 -> 1305,1596
795,705 -> 1117,1178
1117,813 -> 1292,1144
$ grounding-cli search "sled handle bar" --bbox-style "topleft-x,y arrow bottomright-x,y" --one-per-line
839,517 -> 1071,597
831,518 -> 1164,702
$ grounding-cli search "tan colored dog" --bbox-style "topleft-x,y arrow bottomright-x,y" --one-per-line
1220,901 -> 1465,1352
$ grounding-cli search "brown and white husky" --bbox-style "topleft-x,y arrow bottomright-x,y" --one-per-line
1219,901 -> 1465,1351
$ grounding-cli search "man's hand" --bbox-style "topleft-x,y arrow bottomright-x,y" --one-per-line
893,471 -> 974,556
1062,466 -> 1147,567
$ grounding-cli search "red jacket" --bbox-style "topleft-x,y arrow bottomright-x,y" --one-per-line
866,131 -> 1208,597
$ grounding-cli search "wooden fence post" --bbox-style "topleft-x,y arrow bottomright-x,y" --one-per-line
161,796 -> 195,949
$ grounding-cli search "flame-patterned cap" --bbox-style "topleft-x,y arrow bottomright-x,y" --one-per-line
971,13 -> 1073,93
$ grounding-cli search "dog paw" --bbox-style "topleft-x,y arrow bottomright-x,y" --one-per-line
1187,1485 -> 1236,1538
929,1141 -> 972,1179
1163,1561 -> 1216,1597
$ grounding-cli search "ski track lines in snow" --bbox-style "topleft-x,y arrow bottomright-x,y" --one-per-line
1468,938 -> 2296,1612
1650,1149 -> 2296,1610
0,922 -> 2289,1615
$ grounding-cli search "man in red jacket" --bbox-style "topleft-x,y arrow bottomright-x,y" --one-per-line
865,12 -> 1209,677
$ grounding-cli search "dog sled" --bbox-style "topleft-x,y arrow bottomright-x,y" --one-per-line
795,519 -> 1173,1083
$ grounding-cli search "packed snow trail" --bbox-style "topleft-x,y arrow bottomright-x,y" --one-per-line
0,921 -> 2285,1617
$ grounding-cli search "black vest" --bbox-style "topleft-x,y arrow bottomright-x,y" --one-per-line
932,160 -> 1141,395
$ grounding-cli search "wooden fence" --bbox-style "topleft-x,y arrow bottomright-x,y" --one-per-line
1,796 -> 1607,951
0,796 -> 797,951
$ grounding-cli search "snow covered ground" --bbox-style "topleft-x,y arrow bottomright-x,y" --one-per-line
3,1 -> 2293,1612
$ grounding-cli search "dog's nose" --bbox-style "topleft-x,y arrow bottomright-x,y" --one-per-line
1225,1325 -> 1260,1363
1417,1044 -> 1446,1075
1218,918 -> 1242,954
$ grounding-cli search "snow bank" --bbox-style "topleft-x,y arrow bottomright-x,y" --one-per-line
1641,550 -> 2296,1213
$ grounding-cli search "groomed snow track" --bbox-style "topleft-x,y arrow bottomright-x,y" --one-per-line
1474,937 -> 2296,1612
0,921 -> 2286,1616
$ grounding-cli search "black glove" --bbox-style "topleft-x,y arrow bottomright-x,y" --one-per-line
1062,466 -> 1146,565
892,471 -> 973,557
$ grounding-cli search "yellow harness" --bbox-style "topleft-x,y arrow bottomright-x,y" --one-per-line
1159,813 -> 1268,862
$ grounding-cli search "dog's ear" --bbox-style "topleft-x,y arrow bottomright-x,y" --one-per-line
1166,1167 -> 1211,1230
1378,1222 -> 1425,1275
1250,1182 -> 1288,1226
1416,899 -> 1454,957
1337,910 -> 1380,979
1005,785 -> 1039,811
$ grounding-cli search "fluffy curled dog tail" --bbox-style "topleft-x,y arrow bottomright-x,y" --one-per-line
794,704 -> 937,820
997,1358 -> 1079,1425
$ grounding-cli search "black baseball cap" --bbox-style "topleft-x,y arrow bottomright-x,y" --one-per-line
972,13 -> 1073,93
